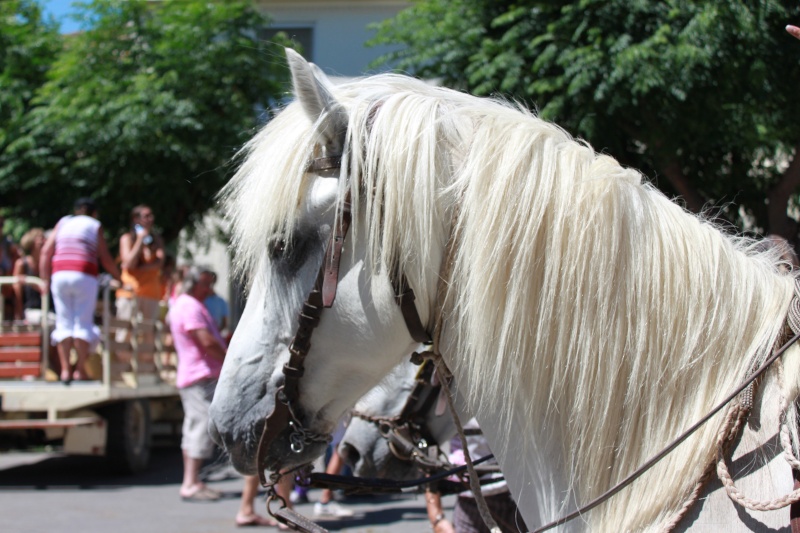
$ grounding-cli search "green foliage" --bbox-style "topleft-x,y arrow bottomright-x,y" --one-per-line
0,0 -> 290,244
372,0 -> 800,234
0,0 -> 61,211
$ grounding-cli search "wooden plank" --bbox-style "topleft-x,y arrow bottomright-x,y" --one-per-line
0,364 -> 41,378
135,362 -> 157,374
111,341 -> 133,352
109,317 -> 132,330
0,348 -> 41,362
0,333 -> 41,347
0,417 -> 102,430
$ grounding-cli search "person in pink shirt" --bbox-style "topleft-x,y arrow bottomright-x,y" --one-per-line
169,266 -> 279,527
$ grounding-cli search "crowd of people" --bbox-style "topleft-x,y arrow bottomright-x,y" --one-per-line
1,199 -> 290,526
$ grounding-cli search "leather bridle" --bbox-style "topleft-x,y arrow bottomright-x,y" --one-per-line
255,153 -> 434,486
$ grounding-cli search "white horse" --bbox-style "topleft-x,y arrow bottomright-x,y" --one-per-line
209,49 -> 800,532
340,359 -> 460,480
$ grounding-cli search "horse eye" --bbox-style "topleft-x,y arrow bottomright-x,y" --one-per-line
269,238 -> 287,260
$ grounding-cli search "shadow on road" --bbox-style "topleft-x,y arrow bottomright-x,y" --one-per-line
0,448 -> 184,490
309,493 -> 428,530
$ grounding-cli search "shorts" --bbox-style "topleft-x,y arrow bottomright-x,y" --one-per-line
114,296 -> 160,343
50,271 -> 99,344
179,378 -> 218,460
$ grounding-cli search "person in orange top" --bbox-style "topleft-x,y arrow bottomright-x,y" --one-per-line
116,205 -> 165,342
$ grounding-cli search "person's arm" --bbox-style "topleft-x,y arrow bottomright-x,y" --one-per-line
787,25 -> 800,40
119,232 -> 142,271
12,258 -> 25,320
96,227 -> 121,281
425,488 -> 455,533
188,327 -> 226,362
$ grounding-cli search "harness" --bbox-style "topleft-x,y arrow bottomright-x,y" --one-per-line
256,152 -> 800,533
350,359 -> 453,472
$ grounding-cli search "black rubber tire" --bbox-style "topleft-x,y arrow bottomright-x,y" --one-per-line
103,399 -> 152,474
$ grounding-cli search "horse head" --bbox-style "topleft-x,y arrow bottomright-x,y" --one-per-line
339,358 -> 468,480
209,50 -> 429,475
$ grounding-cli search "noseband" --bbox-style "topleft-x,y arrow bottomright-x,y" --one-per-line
256,154 -> 433,486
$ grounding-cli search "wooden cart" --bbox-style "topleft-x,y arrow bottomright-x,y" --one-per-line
0,276 -> 183,473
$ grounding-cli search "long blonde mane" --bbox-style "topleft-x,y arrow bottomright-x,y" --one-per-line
223,74 -> 798,530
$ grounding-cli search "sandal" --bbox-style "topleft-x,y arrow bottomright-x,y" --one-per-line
235,514 -> 278,527
181,487 -> 221,502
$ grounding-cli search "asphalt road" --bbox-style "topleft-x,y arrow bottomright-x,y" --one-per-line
0,448 -> 454,533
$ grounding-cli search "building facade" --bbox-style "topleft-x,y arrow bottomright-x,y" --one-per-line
186,0 -> 409,329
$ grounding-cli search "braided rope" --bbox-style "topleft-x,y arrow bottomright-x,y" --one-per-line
663,279 -> 800,529
715,279 -> 800,512
777,361 -> 800,472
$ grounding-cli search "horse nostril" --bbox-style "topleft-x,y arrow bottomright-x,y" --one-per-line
339,442 -> 360,468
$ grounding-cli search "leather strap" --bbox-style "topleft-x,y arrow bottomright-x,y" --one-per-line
273,507 -> 329,533
792,469 -> 800,533
322,197 -> 351,307
257,398 -> 290,486
393,274 -> 432,344
307,156 -> 342,173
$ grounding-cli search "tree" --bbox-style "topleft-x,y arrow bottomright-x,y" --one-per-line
0,0 -> 62,237
371,0 -> 800,242
0,0 -> 290,243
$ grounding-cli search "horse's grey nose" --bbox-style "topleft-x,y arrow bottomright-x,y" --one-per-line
208,418 -> 222,447
338,442 -> 361,469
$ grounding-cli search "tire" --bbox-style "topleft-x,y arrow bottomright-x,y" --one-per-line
103,399 -> 152,474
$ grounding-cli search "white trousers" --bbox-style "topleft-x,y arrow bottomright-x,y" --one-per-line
51,271 -> 98,344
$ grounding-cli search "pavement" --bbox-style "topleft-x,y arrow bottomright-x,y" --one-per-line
0,447 -> 454,533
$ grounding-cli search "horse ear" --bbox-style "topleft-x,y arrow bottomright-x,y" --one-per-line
286,48 -> 348,156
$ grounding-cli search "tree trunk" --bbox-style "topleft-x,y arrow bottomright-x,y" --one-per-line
767,141 -> 800,245
661,160 -> 706,214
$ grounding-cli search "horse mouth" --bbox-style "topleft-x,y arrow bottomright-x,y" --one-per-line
225,424 -> 328,476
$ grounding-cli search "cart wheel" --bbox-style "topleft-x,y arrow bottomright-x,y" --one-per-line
103,399 -> 152,474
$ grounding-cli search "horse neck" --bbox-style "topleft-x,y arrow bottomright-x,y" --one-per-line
438,245 -> 795,531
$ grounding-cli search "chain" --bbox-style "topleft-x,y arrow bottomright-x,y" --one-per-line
283,396 -> 332,454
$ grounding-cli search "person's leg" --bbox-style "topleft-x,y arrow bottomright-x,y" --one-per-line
235,475 -> 278,526
50,272 -> 74,382
181,450 -> 205,496
313,447 -> 353,518
318,447 -> 345,504
56,338 -> 73,382
178,381 -> 220,500
72,338 -> 90,380
70,273 -> 98,380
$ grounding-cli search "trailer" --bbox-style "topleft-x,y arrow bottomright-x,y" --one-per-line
0,276 -> 183,473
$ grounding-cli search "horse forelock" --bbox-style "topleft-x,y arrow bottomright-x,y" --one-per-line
225,72 -> 799,530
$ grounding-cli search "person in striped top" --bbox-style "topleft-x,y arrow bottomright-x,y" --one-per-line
40,198 -> 120,383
